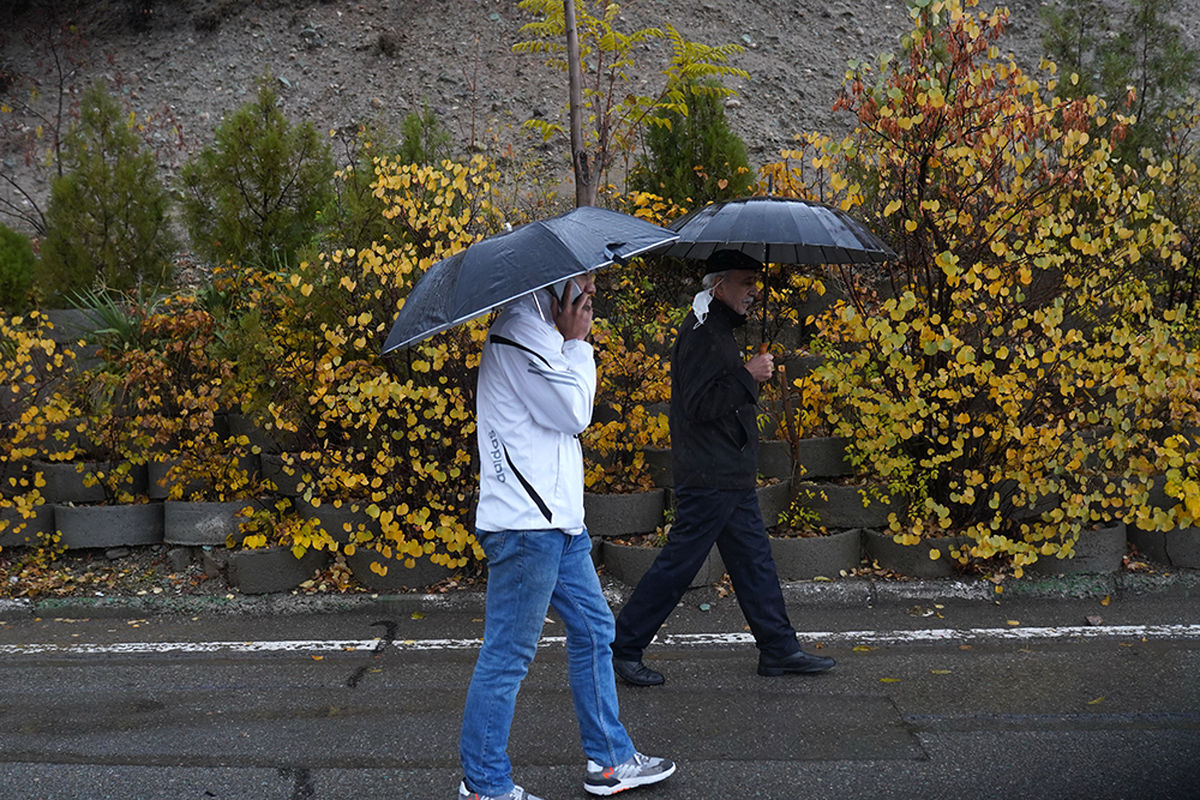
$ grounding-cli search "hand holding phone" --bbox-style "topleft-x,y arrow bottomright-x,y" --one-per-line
550,276 -> 592,341
551,277 -> 581,305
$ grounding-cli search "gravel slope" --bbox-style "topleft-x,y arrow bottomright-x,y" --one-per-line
2,0 -> 1200,218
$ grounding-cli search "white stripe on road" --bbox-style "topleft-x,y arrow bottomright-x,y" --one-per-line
2,623 -> 1200,656
674,623 -> 1200,646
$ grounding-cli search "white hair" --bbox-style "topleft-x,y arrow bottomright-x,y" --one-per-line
701,271 -> 727,290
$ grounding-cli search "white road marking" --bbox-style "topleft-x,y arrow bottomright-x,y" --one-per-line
2,623 -> 1199,656
680,623 -> 1200,646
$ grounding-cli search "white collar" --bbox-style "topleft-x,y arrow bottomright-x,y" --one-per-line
692,288 -> 716,328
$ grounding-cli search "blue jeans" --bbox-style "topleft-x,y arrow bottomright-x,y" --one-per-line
460,529 -> 635,796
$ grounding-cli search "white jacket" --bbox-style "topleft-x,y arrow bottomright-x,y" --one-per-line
475,294 -> 596,534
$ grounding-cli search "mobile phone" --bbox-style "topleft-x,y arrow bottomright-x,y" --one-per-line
550,277 -> 581,304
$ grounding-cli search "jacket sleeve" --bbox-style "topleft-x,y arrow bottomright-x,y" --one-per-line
490,317 -> 596,435
674,325 -> 758,423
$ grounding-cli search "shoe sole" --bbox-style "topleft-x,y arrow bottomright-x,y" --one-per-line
757,664 -> 835,676
615,673 -> 664,687
613,664 -> 665,686
584,762 -> 677,796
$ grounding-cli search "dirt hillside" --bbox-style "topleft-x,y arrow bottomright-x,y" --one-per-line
3,0 -> 1200,218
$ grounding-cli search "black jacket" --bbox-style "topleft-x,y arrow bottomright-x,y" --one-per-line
670,299 -> 760,489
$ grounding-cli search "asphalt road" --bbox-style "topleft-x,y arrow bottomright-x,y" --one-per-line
0,584 -> 1197,800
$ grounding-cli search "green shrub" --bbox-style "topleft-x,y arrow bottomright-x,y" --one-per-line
319,124 -> 406,256
0,223 -> 34,312
36,82 -> 177,304
1041,0 -> 1199,162
316,109 -> 454,258
399,102 -> 453,166
179,71 -> 334,270
629,79 -> 753,205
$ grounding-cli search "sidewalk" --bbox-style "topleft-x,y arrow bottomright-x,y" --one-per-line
2,568 -> 1197,621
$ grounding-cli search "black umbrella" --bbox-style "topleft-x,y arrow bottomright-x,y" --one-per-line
660,196 -> 897,345
662,196 -> 896,264
382,206 -> 678,353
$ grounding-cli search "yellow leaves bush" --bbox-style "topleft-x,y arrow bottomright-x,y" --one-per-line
583,318 -> 671,492
2,158 -> 519,573
242,157 -> 506,568
764,0 -> 1200,568
0,313 -> 71,545
9,0 -> 1197,587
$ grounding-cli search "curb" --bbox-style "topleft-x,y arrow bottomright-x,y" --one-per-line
2,570 -> 1197,620
777,570 -> 1200,606
0,589 -> 493,621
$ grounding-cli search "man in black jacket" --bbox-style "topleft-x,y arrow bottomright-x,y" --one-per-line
611,249 -> 835,685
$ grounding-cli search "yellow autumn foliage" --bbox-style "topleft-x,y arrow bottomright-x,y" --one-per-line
763,0 -> 1200,570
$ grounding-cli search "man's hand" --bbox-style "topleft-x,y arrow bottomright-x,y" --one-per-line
745,352 -> 774,383
552,280 -> 594,341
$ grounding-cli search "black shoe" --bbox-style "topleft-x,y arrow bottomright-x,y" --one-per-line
757,649 -> 836,676
613,658 -> 665,686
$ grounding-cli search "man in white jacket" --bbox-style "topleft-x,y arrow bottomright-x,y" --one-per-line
458,274 -> 675,800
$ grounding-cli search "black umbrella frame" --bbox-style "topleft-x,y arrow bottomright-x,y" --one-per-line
661,196 -> 897,345
382,206 -> 678,353
663,196 -> 896,265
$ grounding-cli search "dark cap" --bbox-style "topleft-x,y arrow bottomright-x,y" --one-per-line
706,248 -> 764,273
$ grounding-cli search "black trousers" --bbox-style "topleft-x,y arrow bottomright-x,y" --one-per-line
612,485 -> 800,661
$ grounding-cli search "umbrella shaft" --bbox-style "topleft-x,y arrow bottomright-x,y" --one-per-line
761,268 -> 769,348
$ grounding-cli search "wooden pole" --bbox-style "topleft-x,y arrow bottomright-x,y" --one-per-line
563,0 -> 593,207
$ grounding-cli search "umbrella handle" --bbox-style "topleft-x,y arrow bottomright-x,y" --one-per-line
758,342 -> 769,355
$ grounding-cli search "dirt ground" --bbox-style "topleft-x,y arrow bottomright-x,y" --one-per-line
6,0 -> 1199,224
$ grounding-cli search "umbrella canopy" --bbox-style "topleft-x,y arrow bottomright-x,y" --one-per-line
382,206 -> 678,353
662,196 -> 896,265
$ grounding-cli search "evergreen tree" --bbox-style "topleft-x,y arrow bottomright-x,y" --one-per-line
320,124 -> 401,256
0,222 -> 35,312
1042,0 -> 1198,161
629,79 -> 753,206
37,82 -> 177,304
398,103 -> 453,166
1041,0 -> 1110,99
318,107 -> 454,259
180,72 -> 334,269
1043,0 -> 1200,316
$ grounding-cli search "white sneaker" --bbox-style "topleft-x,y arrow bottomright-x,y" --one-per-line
457,780 -> 544,800
584,751 -> 676,795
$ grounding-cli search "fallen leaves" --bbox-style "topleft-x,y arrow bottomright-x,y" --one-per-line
0,549 -> 214,600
